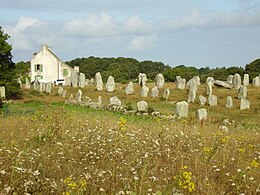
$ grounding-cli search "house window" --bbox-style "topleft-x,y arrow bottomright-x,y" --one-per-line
35,75 -> 43,80
63,69 -> 68,76
34,64 -> 43,72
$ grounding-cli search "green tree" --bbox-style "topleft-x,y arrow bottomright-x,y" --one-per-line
15,61 -> 30,81
163,65 -> 198,82
0,27 -> 20,99
245,59 -> 260,81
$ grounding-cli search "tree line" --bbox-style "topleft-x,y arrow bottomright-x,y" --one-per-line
66,57 -> 260,83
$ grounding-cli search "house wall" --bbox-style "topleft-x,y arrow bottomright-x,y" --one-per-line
31,45 -> 74,83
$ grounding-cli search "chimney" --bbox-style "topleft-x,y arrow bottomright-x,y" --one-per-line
42,44 -> 48,51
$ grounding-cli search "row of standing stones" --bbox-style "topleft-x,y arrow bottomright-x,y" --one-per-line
61,72 -> 257,121
2,72 -> 259,120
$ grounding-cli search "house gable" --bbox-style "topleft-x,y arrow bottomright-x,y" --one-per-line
31,45 -> 74,83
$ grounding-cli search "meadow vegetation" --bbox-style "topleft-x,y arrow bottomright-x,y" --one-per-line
0,84 -> 260,194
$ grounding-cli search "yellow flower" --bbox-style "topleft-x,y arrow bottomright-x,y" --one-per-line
175,166 -> 196,193
117,117 -> 127,131
250,160 -> 259,168
79,178 -> 87,188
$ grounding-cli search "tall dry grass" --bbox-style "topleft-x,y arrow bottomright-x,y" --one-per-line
0,82 -> 259,194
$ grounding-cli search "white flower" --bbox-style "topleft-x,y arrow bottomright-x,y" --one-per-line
133,176 -> 139,181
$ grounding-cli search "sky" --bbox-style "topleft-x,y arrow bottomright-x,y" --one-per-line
1,0 -> 260,68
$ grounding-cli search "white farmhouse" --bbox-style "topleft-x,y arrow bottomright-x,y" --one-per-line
30,45 -> 75,84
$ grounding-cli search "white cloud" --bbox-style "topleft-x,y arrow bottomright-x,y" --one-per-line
123,15 -> 150,35
4,16 -> 41,50
163,8 -> 260,31
129,36 -> 156,51
64,13 -> 119,37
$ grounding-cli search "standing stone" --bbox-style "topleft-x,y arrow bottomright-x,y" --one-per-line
39,82 -> 45,93
176,76 -> 186,90
62,90 -> 67,98
206,77 -> 214,84
76,89 -> 82,102
208,95 -> 218,106
95,72 -> 103,91
237,85 -> 247,99
106,75 -> 115,92
232,73 -> 241,89
125,82 -> 134,95
206,82 -> 213,95
240,98 -> 250,110
69,94 -> 73,100
34,80 -> 40,90
79,73 -> 86,88
45,82 -> 52,94
137,100 -> 148,111
89,78 -> 94,84
17,78 -> 23,88
25,78 -> 30,89
151,87 -> 159,98
140,85 -> 149,97
71,71 -> 78,88
193,76 -> 201,86
206,77 -> 214,95
188,89 -> 196,103
227,75 -> 233,85
138,73 -> 147,87
199,95 -> 207,105
155,73 -> 164,89
226,96 -> 233,108
85,79 -> 90,86
97,96 -> 102,108
163,88 -> 170,100
243,74 -> 249,86
58,86 -> 64,96
0,86 -> 5,99
64,77 -> 71,86
186,78 -> 197,91
197,108 -> 207,121
175,101 -> 189,118
109,96 -> 121,106
252,76 -> 260,87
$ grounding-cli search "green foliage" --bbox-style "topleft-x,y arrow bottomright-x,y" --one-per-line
0,26 -> 21,99
66,57 -> 170,83
15,61 -> 30,81
245,59 -> 260,80
200,66 -> 245,82
29,89 -> 43,96
163,65 -> 198,82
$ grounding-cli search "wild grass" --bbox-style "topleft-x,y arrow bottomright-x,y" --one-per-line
0,83 -> 259,194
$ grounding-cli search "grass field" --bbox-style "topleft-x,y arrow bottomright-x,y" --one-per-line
0,82 -> 259,194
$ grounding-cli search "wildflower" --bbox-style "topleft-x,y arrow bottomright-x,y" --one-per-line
133,176 -> 139,181
174,166 -> 196,193
221,136 -> 230,144
64,177 -> 78,190
117,117 -> 127,131
249,160 -> 259,168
